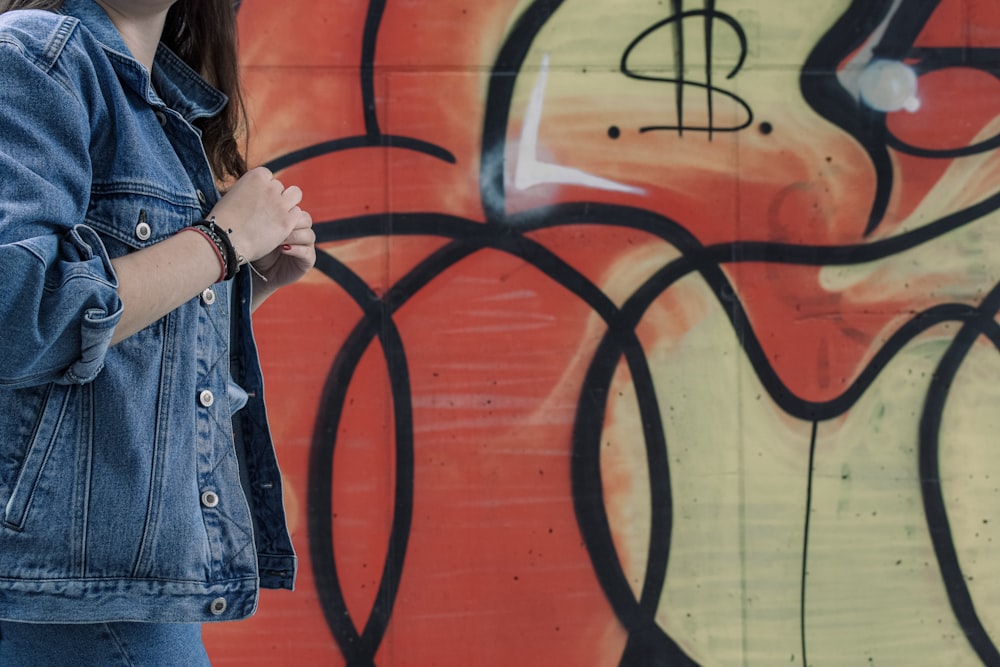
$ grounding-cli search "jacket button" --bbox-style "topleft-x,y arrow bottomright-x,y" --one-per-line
201,288 -> 216,305
209,597 -> 227,616
199,389 -> 215,407
155,110 -> 167,126
135,221 -> 152,241
196,189 -> 207,204
201,490 -> 220,508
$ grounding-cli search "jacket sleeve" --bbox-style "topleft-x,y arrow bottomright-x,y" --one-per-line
0,34 -> 123,388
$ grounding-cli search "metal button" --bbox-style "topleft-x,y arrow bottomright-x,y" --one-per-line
201,490 -> 220,508
201,287 -> 216,305
196,189 -> 207,204
155,110 -> 167,126
198,389 -> 215,407
209,597 -> 227,616
135,221 -> 152,241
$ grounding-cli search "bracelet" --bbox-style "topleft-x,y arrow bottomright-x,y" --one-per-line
186,217 -> 239,281
184,225 -> 227,283
203,217 -> 241,281
183,217 -> 269,284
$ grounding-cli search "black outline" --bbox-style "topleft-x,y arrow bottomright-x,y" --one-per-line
263,0 -> 456,174
245,0 -> 1000,663
886,47 -> 1000,158
800,421 -> 819,667
305,203 -> 1000,666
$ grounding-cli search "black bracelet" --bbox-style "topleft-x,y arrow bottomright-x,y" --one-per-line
188,221 -> 233,281
191,217 -> 269,283
195,217 -> 240,281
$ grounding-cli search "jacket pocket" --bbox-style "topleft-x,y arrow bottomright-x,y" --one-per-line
3,384 -> 71,531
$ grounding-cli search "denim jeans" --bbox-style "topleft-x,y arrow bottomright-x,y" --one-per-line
0,621 -> 210,666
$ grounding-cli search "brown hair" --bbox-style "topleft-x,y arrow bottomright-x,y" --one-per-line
0,0 -> 247,180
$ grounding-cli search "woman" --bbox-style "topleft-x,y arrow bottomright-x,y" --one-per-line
0,0 -> 314,663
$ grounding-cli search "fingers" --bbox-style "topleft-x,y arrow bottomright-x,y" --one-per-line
276,208 -> 315,267
219,166 -> 312,261
281,184 -> 303,208
279,224 -> 315,248
286,205 -> 312,228
250,166 -> 301,209
277,215 -> 315,256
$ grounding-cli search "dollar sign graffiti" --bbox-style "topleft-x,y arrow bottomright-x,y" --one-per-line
621,1 -> 753,137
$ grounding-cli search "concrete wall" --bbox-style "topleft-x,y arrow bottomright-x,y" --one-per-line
204,1 -> 1000,664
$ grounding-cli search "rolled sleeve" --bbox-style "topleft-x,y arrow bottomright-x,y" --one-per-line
2,225 -> 122,387
0,26 -> 121,387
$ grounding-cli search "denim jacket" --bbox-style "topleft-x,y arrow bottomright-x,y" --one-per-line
0,0 -> 296,623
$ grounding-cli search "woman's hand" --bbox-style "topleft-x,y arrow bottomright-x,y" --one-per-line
208,166 -> 312,263
207,166 -> 316,308
249,213 -> 317,307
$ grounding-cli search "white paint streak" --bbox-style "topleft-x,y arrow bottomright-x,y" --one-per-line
836,0 -> 904,98
515,54 -> 645,195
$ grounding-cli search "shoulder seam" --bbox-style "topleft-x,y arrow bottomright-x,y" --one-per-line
39,15 -> 78,73
0,13 -> 79,73
0,16 -> 86,109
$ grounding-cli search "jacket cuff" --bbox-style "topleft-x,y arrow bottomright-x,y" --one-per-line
59,224 -> 123,385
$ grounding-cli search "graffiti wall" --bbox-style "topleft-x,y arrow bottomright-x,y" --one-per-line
204,1 -> 1000,664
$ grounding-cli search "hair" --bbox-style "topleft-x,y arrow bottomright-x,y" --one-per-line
0,0 -> 247,180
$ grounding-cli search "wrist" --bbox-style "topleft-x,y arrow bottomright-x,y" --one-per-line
180,225 -> 227,282
183,217 -> 246,282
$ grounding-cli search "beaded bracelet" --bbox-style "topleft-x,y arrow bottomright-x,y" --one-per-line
184,217 -> 238,282
203,217 -> 241,281
184,217 -> 268,283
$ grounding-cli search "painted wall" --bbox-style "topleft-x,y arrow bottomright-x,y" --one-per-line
204,1 -> 1000,665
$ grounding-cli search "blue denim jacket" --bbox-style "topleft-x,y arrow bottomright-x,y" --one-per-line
0,0 -> 296,623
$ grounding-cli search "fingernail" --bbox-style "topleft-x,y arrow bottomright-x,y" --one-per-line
282,244 -> 292,251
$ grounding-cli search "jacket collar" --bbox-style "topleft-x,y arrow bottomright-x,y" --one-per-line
60,0 -> 227,121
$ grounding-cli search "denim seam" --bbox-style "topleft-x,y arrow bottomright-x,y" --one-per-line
103,623 -> 136,667
39,16 -> 75,71
90,180 -> 204,207
0,16 -> 87,112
